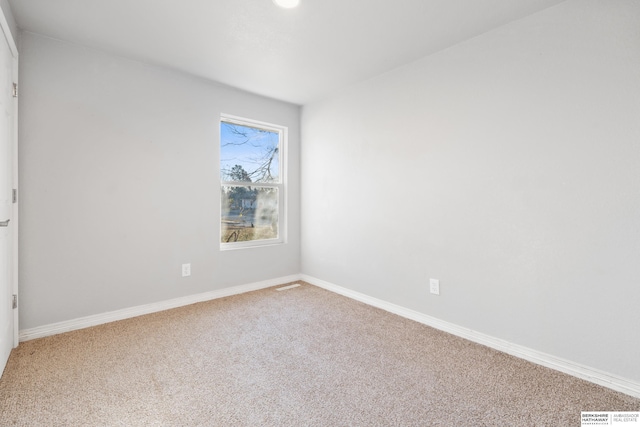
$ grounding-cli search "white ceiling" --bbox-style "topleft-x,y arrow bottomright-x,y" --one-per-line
8,0 -> 566,105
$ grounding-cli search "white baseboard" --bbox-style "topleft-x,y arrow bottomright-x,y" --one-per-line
300,274 -> 640,399
18,273 -> 640,399
19,274 -> 302,342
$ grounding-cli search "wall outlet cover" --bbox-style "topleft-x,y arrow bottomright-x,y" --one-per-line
430,278 -> 440,295
182,263 -> 191,277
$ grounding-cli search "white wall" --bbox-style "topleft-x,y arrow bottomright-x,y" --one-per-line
18,32 -> 301,330
301,0 -> 640,382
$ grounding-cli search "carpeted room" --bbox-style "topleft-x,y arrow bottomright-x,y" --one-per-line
1,0 -> 639,425
1,283 -> 639,425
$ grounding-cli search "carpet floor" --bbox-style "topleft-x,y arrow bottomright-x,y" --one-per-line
0,282 -> 638,426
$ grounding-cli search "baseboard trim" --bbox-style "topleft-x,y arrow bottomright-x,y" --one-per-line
19,274 -> 302,342
18,273 -> 640,398
301,274 -> 640,399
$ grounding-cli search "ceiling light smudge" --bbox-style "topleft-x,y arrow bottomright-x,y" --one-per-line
273,0 -> 300,9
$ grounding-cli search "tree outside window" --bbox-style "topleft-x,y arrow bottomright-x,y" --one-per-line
220,116 -> 286,247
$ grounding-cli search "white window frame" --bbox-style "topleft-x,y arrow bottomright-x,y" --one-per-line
220,114 -> 287,250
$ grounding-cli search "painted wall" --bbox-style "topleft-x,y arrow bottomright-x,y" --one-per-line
18,32 -> 301,329
301,0 -> 640,382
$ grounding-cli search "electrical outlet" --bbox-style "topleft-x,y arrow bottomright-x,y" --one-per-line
182,263 -> 191,277
429,278 -> 440,295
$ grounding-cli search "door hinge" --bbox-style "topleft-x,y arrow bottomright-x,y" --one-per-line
12,188 -> 17,204
12,82 -> 17,98
12,294 -> 17,309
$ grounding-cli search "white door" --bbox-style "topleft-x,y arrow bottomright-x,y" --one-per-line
0,22 -> 16,376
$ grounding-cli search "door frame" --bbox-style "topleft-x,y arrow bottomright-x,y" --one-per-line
0,6 -> 19,348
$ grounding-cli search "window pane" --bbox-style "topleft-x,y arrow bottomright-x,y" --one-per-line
221,122 -> 280,183
221,186 -> 279,243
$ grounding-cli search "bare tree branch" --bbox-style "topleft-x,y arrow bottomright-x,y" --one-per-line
221,122 -> 279,183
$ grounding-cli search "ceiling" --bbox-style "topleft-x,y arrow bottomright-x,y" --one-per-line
8,0 -> 566,105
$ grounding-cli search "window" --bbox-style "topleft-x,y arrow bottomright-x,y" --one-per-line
220,114 -> 286,249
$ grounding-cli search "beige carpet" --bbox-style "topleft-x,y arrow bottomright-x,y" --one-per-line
0,282 -> 638,426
